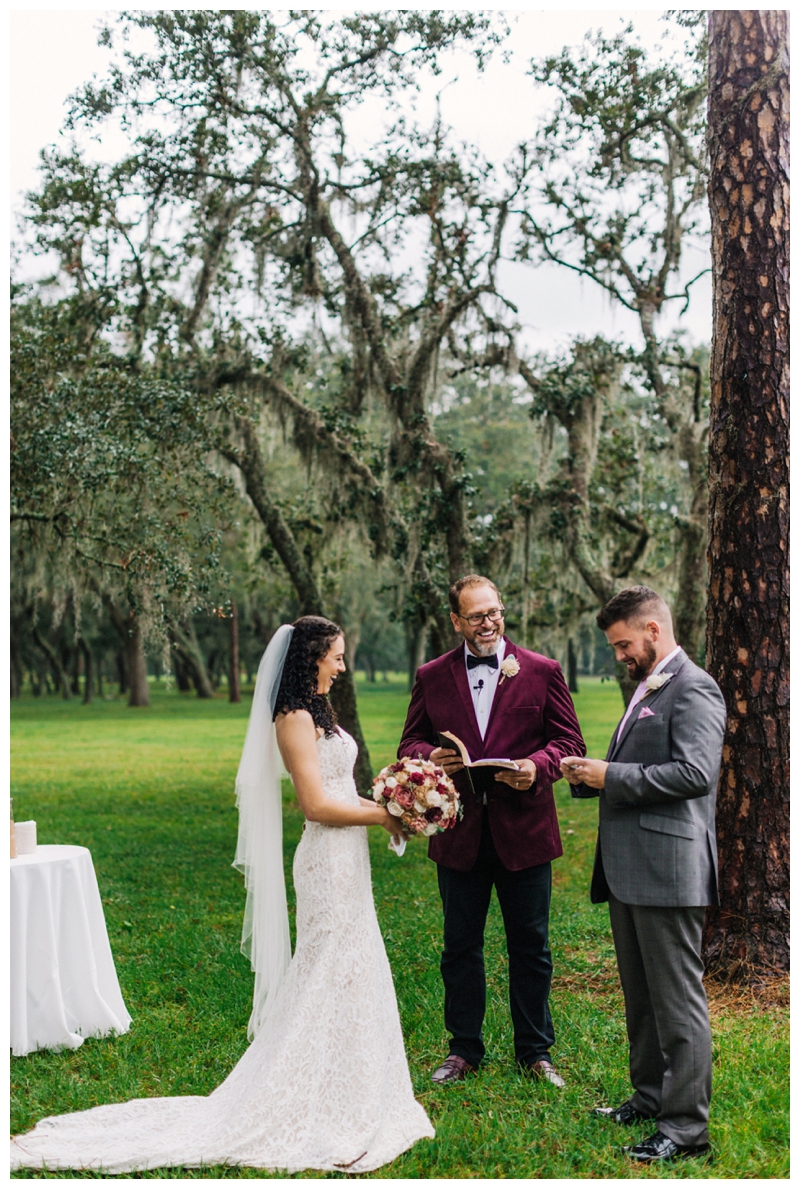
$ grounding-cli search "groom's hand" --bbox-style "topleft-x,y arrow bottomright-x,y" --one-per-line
431,746 -> 464,775
561,756 -> 608,788
494,759 -> 536,791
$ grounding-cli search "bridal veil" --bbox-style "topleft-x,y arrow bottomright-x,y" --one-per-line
232,624 -> 294,1039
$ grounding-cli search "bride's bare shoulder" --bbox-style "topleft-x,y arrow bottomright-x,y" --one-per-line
275,709 -> 324,740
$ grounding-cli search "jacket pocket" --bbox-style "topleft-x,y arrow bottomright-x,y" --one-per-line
505,705 -> 543,720
639,812 -> 696,840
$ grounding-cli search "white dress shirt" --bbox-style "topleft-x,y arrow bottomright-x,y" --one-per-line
465,638 -> 506,742
615,645 -> 683,743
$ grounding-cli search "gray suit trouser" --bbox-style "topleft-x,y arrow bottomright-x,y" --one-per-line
608,893 -> 711,1146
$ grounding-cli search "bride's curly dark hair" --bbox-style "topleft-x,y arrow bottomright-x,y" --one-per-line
272,616 -> 342,737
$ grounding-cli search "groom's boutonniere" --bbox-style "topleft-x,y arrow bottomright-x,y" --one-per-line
644,671 -> 673,695
499,656 -> 520,685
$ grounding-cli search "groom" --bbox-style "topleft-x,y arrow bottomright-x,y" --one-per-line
399,574 -> 584,1085
561,586 -> 726,1164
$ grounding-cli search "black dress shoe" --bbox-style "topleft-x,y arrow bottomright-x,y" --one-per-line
431,1054 -> 477,1084
592,1100 -> 652,1125
623,1130 -> 711,1163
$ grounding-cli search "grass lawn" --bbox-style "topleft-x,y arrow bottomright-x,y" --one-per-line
10,675 -> 788,1178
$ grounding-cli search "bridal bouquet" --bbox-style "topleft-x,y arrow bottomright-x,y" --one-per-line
372,758 -> 461,842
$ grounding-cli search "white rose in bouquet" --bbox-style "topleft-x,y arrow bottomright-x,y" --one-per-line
370,757 -> 463,856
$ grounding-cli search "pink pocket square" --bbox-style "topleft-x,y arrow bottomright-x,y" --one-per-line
637,706 -> 655,719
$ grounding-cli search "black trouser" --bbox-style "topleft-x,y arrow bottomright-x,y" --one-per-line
436,813 -> 554,1068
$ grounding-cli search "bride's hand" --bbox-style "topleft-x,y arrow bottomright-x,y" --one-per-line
381,809 -> 406,838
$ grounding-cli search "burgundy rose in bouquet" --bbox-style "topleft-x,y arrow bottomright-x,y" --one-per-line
372,757 -> 461,853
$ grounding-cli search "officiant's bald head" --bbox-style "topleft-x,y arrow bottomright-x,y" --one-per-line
448,574 -> 501,615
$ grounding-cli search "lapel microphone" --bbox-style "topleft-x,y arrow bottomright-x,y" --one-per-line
473,678 -> 485,693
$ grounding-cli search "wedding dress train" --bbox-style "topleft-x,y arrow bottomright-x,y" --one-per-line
11,731 -> 434,1174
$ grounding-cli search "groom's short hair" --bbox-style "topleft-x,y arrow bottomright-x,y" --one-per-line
597,585 -> 672,631
449,574 -> 501,615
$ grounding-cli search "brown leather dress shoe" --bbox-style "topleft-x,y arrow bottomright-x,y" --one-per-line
525,1059 -> 565,1088
431,1054 -> 477,1084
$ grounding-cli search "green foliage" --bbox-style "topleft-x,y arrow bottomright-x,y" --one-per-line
522,18 -> 708,304
12,10 -> 716,681
10,681 -> 788,1178
11,294 -> 236,627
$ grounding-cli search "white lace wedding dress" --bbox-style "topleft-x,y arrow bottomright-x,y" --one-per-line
11,730 -> 434,1175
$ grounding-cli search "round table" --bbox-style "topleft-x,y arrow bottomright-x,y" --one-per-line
10,845 -> 132,1057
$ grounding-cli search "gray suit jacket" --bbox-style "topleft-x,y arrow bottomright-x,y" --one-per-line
575,651 -> 727,907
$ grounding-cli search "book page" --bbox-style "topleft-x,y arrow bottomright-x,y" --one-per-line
438,730 -> 472,766
438,731 -> 519,771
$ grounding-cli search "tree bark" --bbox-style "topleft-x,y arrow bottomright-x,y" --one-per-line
103,596 -> 150,707
171,619 -> 215,699
329,670 -> 373,794
704,9 -> 789,979
171,649 -> 192,692
32,627 -> 73,699
228,601 -> 241,703
125,619 -> 150,707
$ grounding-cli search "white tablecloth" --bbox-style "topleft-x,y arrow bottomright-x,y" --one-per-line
10,845 -> 132,1057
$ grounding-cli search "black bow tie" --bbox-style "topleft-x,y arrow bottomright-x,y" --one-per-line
467,653 -> 499,670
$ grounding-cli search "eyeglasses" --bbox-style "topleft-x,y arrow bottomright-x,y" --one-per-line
457,607 -> 505,628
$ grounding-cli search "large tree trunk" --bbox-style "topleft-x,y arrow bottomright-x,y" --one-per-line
228,423 -> 372,783
171,649 -> 192,692
703,10 -> 789,979
125,619 -> 150,707
32,627 -> 73,699
103,596 -> 150,707
171,619 -> 215,699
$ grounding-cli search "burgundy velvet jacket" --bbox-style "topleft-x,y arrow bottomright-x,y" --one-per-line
398,637 -> 586,872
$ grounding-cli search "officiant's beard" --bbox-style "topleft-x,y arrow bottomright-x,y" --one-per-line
464,625 -> 503,657
625,640 -> 657,683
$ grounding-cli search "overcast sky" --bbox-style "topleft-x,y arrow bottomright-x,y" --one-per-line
9,6 -> 713,353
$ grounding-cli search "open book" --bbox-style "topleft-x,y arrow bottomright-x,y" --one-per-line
438,731 -> 520,771
437,731 -> 520,799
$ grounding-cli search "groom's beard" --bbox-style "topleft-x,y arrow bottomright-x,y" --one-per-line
625,640 -> 657,683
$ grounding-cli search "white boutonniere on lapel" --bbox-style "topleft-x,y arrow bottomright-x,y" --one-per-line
644,671 -> 673,696
499,656 -> 520,685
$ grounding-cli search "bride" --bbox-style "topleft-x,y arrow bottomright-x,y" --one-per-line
11,616 -> 435,1174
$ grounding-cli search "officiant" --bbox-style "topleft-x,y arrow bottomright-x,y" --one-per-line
398,575 -> 585,1087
